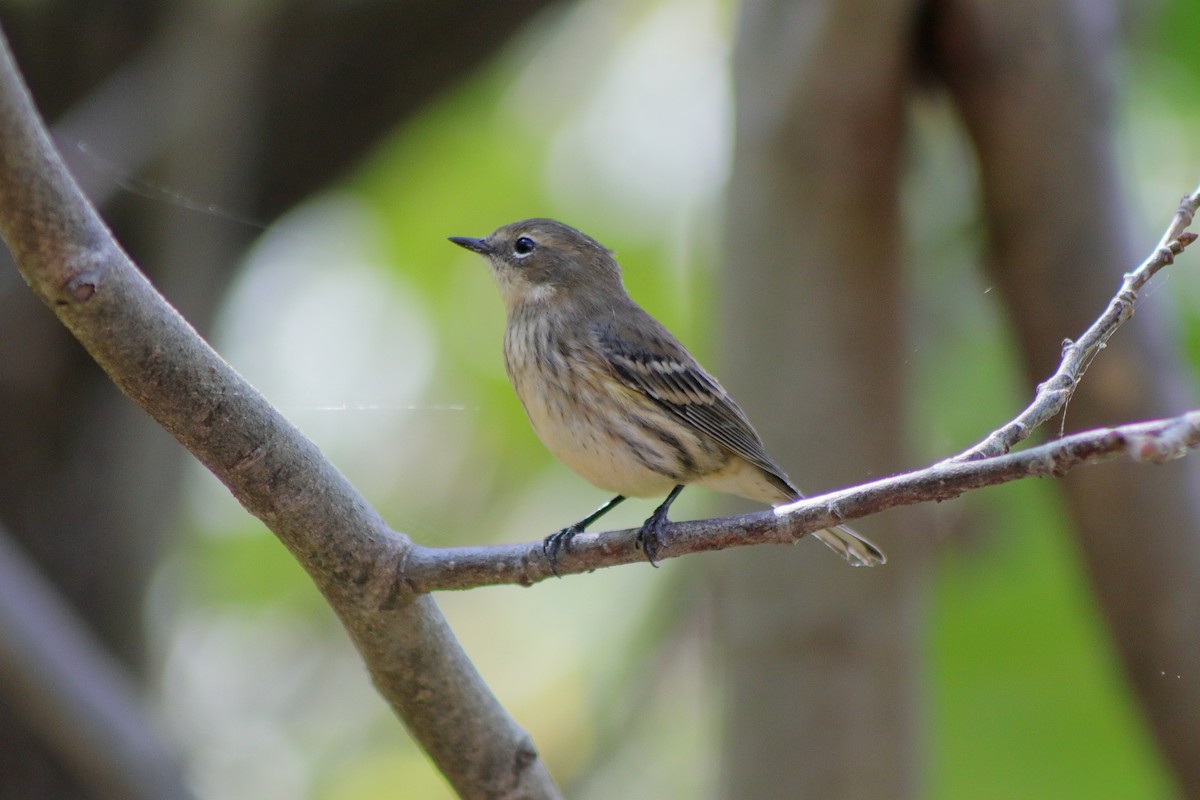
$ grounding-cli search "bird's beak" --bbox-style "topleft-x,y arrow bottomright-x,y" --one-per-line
448,236 -> 493,256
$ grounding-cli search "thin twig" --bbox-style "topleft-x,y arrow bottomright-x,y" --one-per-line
946,186 -> 1200,463
399,185 -> 1200,591
403,410 -> 1200,591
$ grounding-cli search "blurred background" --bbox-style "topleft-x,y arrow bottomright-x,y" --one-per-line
1,0 -> 1199,797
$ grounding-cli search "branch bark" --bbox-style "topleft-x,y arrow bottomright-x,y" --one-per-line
950,188 -> 1200,462
0,27 -> 558,800
405,410 -> 1200,590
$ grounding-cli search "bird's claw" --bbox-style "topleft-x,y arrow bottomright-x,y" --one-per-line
635,512 -> 670,568
542,523 -> 584,577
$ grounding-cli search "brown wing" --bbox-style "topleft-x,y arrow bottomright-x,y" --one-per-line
591,310 -> 798,497
591,308 -> 886,566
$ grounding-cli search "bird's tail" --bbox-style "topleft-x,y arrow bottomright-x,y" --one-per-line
812,525 -> 887,567
760,471 -> 887,567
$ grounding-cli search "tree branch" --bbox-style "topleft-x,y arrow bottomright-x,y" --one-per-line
947,185 -> 1200,462
4,4 -> 1199,791
400,184 -> 1200,590
0,27 -> 559,800
405,410 -> 1200,591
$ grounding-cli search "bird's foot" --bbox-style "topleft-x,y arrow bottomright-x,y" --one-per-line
542,523 -> 584,577
635,508 -> 671,567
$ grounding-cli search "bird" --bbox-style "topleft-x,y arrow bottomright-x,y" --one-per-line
449,218 -> 885,572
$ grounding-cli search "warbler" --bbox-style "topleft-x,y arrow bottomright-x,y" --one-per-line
449,219 -> 885,570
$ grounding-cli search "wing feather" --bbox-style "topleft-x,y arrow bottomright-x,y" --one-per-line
591,312 -> 796,495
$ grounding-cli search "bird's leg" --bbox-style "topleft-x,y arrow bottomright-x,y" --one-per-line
543,495 -> 626,575
636,485 -> 685,567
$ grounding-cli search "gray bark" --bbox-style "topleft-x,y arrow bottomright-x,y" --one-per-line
717,1 -> 930,797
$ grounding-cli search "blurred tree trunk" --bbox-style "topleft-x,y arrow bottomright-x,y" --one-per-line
934,0 -> 1200,793
718,0 -> 1200,796
716,1 -> 931,797
0,1 -> 556,796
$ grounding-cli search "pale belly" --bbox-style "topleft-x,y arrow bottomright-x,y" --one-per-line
502,312 -> 780,502
524,388 -> 790,504
517,377 -> 688,497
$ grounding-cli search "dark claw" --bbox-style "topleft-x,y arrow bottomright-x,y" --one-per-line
542,523 -> 584,577
634,484 -> 684,568
542,495 -> 627,577
635,511 -> 670,568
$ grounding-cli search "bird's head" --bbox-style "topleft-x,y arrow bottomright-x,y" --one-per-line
449,218 -> 624,310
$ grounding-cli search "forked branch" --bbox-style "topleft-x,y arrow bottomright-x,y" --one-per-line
402,185 -> 1200,588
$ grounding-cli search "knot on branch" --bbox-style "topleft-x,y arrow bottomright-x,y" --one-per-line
53,267 -> 101,305
1177,195 -> 1197,227
1127,417 -> 1200,464
1036,374 -> 1075,396
1153,245 -> 1176,267
51,245 -> 112,306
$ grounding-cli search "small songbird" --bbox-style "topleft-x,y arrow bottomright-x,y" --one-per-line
449,219 -> 885,571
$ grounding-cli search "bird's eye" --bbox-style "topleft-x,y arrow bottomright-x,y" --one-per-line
513,236 -> 537,257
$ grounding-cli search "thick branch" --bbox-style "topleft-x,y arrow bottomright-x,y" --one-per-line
0,28 -> 558,800
404,411 -> 1200,591
4,5 -> 1198,790
948,185 -> 1200,462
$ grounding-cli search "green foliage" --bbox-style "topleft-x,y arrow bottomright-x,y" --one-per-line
185,526 -> 324,614
932,479 -> 1174,799
1152,0 -> 1200,87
